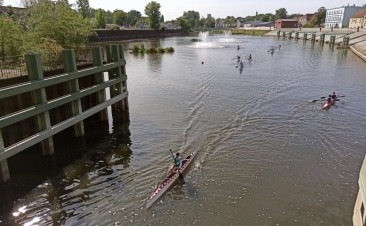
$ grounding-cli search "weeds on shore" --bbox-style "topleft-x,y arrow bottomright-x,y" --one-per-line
130,44 -> 174,54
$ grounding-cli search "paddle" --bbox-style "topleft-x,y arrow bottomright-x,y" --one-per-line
170,149 -> 185,184
311,95 -> 345,102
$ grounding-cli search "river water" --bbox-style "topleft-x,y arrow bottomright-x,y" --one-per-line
1,35 -> 366,226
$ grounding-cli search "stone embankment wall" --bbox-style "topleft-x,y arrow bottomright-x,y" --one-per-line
264,28 -> 366,62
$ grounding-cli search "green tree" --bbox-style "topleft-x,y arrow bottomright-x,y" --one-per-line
288,13 -> 301,19
0,16 -> 23,57
94,8 -> 106,28
113,10 -> 127,26
160,14 -> 164,22
204,14 -> 215,28
24,0 -> 94,56
105,10 -> 113,24
259,14 -> 269,22
76,0 -> 90,18
57,0 -> 69,5
144,1 -> 161,30
20,0 -> 37,7
312,7 -> 326,26
182,10 -> 200,29
275,8 -> 287,20
176,16 -> 190,32
223,16 -> 236,26
126,10 -> 142,27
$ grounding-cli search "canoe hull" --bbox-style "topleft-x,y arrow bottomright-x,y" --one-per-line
322,99 -> 335,109
145,151 -> 196,209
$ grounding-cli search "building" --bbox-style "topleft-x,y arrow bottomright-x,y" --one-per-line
275,19 -> 298,29
348,8 -> 366,28
325,5 -> 363,28
298,14 -> 314,27
236,19 -> 246,28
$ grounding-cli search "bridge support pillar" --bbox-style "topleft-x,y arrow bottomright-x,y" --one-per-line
25,54 -> 54,155
63,49 -> 85,137
92,47 -> 108,121
0,130 -> 10,182
330,35 -> 336,46
311,33 -> 316,42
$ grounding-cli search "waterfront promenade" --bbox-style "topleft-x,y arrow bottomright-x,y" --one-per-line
264,28 -> 366,62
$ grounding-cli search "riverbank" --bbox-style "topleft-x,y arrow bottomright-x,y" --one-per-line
264,28 -> 366,62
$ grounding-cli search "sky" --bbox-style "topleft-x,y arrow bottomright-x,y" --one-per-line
3,0 -> 366,20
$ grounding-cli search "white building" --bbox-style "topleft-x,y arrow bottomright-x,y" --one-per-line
325,5 -> 363,28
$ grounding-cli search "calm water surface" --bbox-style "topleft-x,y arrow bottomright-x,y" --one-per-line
1,35 -> 366,226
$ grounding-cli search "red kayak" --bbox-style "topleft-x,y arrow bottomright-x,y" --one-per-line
322,99 -> 336,109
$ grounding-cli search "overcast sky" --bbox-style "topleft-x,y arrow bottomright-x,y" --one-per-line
3,0 -> 366,20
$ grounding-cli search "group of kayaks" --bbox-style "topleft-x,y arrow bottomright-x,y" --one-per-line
146,94 -> 343,208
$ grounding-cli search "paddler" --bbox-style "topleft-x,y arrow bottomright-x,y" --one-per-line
326,95 -> 332,103
168,152 -> 182,175
331,92 -> 337,100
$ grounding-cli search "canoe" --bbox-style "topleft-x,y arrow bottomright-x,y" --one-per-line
145,151 -> 196,209
322,99 -> 335,109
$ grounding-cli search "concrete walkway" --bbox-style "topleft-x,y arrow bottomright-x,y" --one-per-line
264,28 -> 366,62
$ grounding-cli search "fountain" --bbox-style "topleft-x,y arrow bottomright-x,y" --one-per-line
219,30 -> 236,42
224,30 -> 232,41
190,31 -> 224,48
199,31 -> 209,43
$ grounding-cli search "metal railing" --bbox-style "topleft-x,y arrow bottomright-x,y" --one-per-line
0,48 -> 99,80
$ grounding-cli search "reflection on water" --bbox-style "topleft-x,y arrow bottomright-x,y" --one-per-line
0,117 -> 132,225
1,35 -> 366,225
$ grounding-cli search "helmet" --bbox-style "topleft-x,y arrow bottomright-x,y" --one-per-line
176,152 -> 180,156
329,95 -> 331,97
333,92 -> 335,94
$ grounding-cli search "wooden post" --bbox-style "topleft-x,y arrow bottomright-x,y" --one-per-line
311,33 -> 316,42
0,130 -> 10,182
303,33 -> 307,41
92,47 -> 108,121
111,45 -> 124,112
63,49 -> 85,137
25,54 -> 54,155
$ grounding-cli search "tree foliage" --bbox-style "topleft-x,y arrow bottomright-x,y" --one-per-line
94,8 -> 106,28
203,14 -> 216,28
144,1 -> 161,30
223,16 -> 236,26
20,0 -> 38,7
126,10 -> 142,27
113,10 -> 127,26
24,0 -> 94,57
275,8 -> 287,20
76,0 -> 90,18
312,7 -> 326,26
176,16 -> 190,32
0,16 -> 23,57
182,10 -> 200,29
